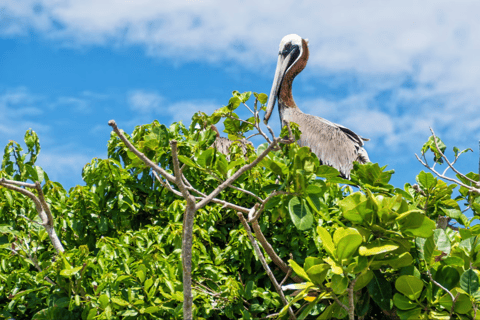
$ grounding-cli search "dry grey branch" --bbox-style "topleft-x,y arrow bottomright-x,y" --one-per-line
237,212 -> 297,320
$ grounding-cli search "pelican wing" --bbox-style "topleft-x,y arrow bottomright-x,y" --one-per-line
283,108 -> 369,177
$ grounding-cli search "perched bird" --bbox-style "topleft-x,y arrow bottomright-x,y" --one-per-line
264,34 -> 370,178
210,125 -> 252,160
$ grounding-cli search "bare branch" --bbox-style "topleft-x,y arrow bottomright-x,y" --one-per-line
247,205 -> 303,283
108,120 -> 176,184
237,212 -> 297,320
17,238 -> 57,286
0,179 -> 44,219
242,102 -> 255,115
170,140 -> 191,199
0,179 -> 64,254
415,153 -> 480,194
196,138 -> 281,210
35,182 -> 54,227
430,128 -> 480,187
246,133 -> 261,140
207,169 -> 263,202
152,171 -> 183,197
0,178 -> 35,188
225,114 -> 255,127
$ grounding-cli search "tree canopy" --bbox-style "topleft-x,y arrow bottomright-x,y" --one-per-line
1,91 -> 480,319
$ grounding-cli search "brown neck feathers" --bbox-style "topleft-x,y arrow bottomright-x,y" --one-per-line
279,39 -> 309,109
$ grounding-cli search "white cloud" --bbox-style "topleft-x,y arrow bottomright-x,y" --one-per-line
128,90 -> 164,113
2,1 -> 480,174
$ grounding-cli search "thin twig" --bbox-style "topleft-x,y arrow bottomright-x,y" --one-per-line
237,212 -> 297,320
430,128 -> 480,187
195,137 -> 283,210
108,120 -> 176,184
416,154 -> 480,194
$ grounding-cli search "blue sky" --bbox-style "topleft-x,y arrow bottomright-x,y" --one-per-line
1,1 -> 479,199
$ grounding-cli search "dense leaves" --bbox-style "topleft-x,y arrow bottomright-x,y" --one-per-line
1,91 -> 480,319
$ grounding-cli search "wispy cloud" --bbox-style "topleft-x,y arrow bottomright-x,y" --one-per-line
128,90 -> 164,114
2,1 -> 479,142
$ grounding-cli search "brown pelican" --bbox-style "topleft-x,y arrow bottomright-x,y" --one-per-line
210,125 -> 253,159
264,34 -> 370,178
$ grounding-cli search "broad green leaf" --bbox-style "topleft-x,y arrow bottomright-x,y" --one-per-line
288,259 -> 310,281
367,271 -> 392,311
336,234 -> 363,261
354,270 -> 374,291
288,197 -> 314,231
60,266 -> 83,277
306,264 -> 329,285
304,257 -> 323,272
177,155 -> 198,168
393,293 -> 417,310
338,192 -> 368,224
324,257 -> 343,275
331,274 -> 348,294
197,148 -> 214,168
416,171 -> 437,190
438,289 -> 473,314
144,306 -> 160,314
98,294 -> 109,309
434,229 -> 451,255
254,92 -> 268,105
371,252 -> 413,269
316,226 -> 336,258
396,307 -> 423,320
460,269 -> 479,295
359,240 -> 399,256
395,275 -> 424,300
433,266 -> 459,297
316,165 -> 340,178
111,297 -> 130,306
397,211 -> 435,238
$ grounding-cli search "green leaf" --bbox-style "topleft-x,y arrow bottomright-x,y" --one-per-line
336,233 -> 363,262
288,197 -> 314,231
416,171 -> 437,190
367,271 -> 392,311
433,266 -> 459,297
396,211 -> 435,238
197,148 -> 215,168
354,270 -> 374,291
316,165 -> 340,178
254,92 -> 268,105
433,228 -> 451,255
98,294 -> 109,309
304,257 -> 323,272
395,275 -> 424,300
331,274 -> 348,294
111,297 -> 130,306
60,266 -> 83,277
338,192 -> 369,224
316,226 -> 335,258
460,269 -> 479,295
393,293 -> 418,310
358,240 -> 399,256
306,264 -> 329,285
144,306 -> 160,314
177,155 -> 198,168
288,259 -> 310,281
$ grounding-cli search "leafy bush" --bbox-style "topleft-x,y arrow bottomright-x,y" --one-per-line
1,91 -> 479,319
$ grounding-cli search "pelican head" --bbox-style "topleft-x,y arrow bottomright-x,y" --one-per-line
264,34 -> 308,124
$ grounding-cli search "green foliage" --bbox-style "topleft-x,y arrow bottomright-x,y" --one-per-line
1,91 -> 480,319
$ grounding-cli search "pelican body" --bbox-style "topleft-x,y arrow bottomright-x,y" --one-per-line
264,34 -> 370,178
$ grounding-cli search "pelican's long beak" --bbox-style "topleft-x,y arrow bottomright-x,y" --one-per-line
264,51 -> 296,124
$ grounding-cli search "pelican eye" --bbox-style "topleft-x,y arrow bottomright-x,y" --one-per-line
281,43 -> 298,56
